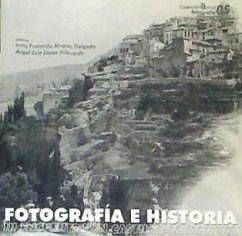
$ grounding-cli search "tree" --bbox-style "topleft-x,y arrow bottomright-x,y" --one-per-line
97,58 -> 108,71
4,105 -> 14,124
13,92 -> 26,122
0,140 -> 12,174
0,172 -> 37,219
0,114 -> 3,124
67,79 -> 85,107
67,77 -> 93,107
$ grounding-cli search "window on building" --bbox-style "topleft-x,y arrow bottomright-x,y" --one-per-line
235,38 -> 239,43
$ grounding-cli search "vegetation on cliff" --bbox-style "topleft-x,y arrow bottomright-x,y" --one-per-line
0,95 -> 65,220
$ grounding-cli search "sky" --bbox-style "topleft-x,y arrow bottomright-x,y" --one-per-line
0,0 -> 242,75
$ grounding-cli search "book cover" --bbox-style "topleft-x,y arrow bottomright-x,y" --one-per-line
0,0 -> 242,235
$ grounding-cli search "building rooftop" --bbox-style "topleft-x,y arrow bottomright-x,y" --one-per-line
123,34 -> 144,41
192,40 -> 214,47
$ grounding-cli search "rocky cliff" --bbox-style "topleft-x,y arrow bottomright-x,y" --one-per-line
58,73 -> 241,229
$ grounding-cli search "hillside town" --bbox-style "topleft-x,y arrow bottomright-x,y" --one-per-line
39,8 -> 242,115
95,9 -> 242,80
143,14 -> 241,79
27,8 -> 242,233
1,3 -> 242,235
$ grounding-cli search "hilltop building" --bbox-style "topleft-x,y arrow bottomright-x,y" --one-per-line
141,12 -> 241,78
119,34 -> 145,65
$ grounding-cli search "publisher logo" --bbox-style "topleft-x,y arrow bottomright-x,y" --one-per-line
201,3 -> 206,10
179,2 -> 217,10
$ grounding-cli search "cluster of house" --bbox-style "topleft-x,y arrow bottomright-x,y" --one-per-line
117,13 -> 242,79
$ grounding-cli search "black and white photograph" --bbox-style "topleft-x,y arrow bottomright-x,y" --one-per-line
0,0 -> 242,235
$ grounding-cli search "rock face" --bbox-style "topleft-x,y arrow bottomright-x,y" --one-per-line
115,78 -> 242,115
58,113 -> 73,128
58,73 -> 241,228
